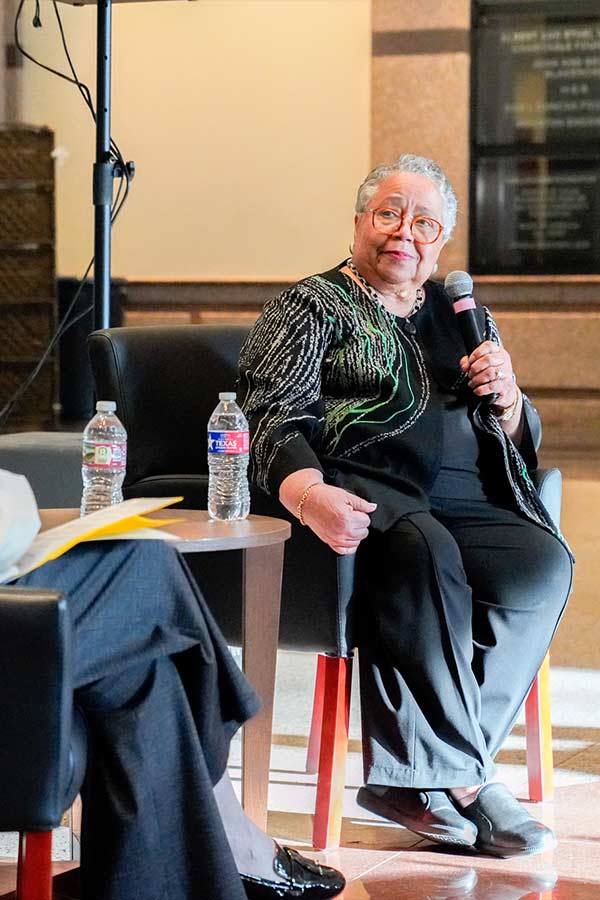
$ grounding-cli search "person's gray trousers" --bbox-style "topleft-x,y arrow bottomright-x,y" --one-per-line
17,539 -> 260,900
356,499 -> 573,788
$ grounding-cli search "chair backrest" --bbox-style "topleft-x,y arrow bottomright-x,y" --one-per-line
88,325 -> 250,487
88,324 -> 356,655
0,432 -> 82,508
0,587 -> 84,830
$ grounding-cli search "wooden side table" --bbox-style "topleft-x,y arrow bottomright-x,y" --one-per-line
40,509 -> 291,831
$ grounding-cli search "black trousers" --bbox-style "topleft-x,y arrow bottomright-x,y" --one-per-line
17,540 -> 260,900
355,499 -> 573,788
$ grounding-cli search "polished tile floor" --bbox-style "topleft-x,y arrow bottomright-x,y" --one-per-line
1,453 -> 599,898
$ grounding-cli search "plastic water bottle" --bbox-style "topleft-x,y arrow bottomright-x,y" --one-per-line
80,400 -> 127,517
207,392 -> 250,520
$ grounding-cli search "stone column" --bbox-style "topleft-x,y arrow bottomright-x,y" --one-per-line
371,0 -> 471,275
0,1 -> 8,122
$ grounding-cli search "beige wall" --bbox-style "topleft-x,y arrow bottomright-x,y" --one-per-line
18,0 -> 371,281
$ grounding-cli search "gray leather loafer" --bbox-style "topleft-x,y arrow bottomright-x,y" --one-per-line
461,783 -> 556,857
356,785 -> 478,847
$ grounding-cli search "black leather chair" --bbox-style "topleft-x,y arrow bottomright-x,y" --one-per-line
0,433 -> 82,509
88,324 -> 560,849
0,586 -> 87,900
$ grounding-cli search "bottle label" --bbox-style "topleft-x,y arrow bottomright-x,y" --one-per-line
208,431 -> 249,454
82,441 -> 127,468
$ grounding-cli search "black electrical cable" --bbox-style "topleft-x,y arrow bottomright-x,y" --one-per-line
2,1 -> 133,428
22,0 -> 133,224
14,0 -> 94,113
0,258 -> 94,427
32,0 -> 42,28
13,0 -> 132,236
15,0 -> 133,218
50,0 -> 129,185
15,0 -> 129,184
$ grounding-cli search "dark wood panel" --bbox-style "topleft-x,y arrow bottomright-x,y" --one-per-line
472,276 -> 600,310
373,28 -> 470,56
124,277 -> 600,314
0,125 -> 54,184
126,280 -> 291,310
0,125 -> 57,430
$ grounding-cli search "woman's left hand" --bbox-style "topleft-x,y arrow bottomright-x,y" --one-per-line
459,341 -> 517,409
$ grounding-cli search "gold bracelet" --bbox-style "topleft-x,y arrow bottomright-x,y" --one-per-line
297,482 -> 322,526
493,386 -> 521,422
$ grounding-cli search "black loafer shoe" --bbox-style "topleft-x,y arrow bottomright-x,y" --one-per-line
461,783 -> 556,858
356,785 -> 478,847
240,843 -> 346,898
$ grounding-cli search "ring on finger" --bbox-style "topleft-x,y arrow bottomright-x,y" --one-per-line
494,366 -> 504,380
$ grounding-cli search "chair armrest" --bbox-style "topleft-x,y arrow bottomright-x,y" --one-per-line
0,586 -> 75,830
530,467 -> 562,528
0,432 -> 82,508
248,489 -> 357,655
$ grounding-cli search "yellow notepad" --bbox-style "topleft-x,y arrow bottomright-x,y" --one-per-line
13,497 -> 183,579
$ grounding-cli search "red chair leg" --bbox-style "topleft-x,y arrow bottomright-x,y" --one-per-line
312,654 -> 353,850
525,652 -> 554,802
17,831 -> 53,900
306,653 -> 327,774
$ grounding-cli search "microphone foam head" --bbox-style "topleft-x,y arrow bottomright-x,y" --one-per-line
444,270 -> 473,300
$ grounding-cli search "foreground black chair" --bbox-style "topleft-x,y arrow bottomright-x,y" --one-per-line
89,324 -> 559,849
0,586 -> 87,900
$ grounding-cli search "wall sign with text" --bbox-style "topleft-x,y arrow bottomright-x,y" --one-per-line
470,1 -> 600,275
475,16 -> 600,145
472,156 -> 600,274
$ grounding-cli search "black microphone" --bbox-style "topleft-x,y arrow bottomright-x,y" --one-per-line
444,270 -> 498,403
444,270 -> 482,354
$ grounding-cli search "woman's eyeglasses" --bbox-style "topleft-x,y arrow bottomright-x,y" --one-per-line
367,207 -> 443,244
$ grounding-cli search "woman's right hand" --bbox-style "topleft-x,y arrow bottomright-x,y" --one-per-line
279,469 -> 376,555
300,483 -> 377,554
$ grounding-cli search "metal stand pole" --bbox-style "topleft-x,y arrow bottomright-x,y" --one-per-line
93,0 -> 113,330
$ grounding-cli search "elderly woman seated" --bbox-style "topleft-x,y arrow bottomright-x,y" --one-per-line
238,153 -> 573,858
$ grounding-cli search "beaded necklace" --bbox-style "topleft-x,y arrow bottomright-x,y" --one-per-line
346,259 -> 425,318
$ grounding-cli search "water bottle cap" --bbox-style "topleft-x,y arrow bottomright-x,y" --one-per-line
218,392 -> 236,401
96,400 -> 117,412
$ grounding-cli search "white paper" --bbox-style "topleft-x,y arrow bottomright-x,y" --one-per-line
0,471 -> 41,583
10,497 -> 182,580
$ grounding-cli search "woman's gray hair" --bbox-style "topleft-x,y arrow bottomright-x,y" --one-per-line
355,154 -> 458,240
